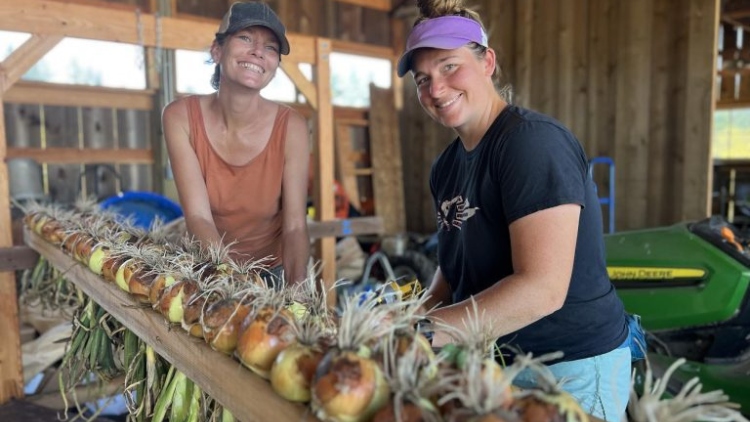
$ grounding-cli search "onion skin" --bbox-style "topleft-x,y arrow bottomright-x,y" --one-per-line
157,279 -> 200,324
39,219 -> 64,245
312,350 -> 390,422
87,244 -> 109,275
115,258 -> 136,292
181,293 -> 210,338
270,343 -> 324,402
127,267 -> 157,303
236,308 -> 295,379
149,273 -> 176,305
512,393 -> 588,422
202,299 -> 251,355
101,255 -> 127,283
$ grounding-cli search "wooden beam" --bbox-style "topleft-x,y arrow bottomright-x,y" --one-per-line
4,82 -> 154,110
0,246 -> 39,272
6,148 -> 153,164
312,38 -> 336,305
0,0 -> 317,63
0,99 -> 24,404
280,61 -> 317,109
678,0 -> 719,221
330,39 -> 394,59
335,0 -> 391,12
0,34 -> 62,93
334,123 -> 361,210
369,85 -> 406,235
24,228 -> 315,421
308,216 -> 383,239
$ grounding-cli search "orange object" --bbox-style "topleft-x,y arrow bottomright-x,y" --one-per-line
721,226 -> 744,252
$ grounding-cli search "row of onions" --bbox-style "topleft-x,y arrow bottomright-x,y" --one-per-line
21,200 -> 749,422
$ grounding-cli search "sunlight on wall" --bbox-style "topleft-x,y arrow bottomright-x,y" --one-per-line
714,109 -> 750,160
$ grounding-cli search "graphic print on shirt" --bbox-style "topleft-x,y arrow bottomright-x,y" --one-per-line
437,195 -> 479,231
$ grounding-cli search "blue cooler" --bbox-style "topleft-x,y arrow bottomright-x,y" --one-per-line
100,191 -> 183,229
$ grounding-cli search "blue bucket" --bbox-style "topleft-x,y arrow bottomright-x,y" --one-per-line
100,191 -> 183,229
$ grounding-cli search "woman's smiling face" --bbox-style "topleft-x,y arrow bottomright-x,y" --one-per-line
215,26 -> 281,90
411,46 -> 490,129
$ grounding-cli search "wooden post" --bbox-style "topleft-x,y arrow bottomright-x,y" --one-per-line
0,30 -> 62,405
312,38 -> 337,305
0,100 -> 24,404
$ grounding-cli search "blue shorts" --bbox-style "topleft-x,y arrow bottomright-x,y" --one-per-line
513,341 -> 631,422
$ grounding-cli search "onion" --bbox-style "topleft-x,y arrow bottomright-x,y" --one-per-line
149,273 -> 177,305
87,244 -> 110,275
236,307 -> 295,379
114,257 -> 136,292
156,279 -> 200,324
270,342 -> 325,402
127,266 -> 157,303
201,298 -> 251,354
101,255 -> 127,284
312,349 -> 390,422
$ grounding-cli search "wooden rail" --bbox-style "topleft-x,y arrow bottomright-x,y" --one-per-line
24,227 -> 319,422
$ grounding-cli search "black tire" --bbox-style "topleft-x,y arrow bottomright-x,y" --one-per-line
388,250 -> 437,289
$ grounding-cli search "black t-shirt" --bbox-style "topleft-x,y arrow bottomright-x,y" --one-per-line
429,105 -> 628,363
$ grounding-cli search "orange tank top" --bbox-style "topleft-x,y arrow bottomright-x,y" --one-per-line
187,96 -> 289,266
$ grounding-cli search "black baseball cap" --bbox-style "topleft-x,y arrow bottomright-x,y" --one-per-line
216,2 -> 290,55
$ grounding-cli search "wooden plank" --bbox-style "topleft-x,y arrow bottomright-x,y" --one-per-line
0,246 -> 39,272
335,123 -> 361,209
369,85 -> 406,235
586,0 -> 614,158
4,82 -> 154,110
530,0 -> 559,116
335,0 -> 390,11
312,39 -> 336,305
646,0 -> 674,227
557,0 -> 575,128
613,0 -> 653,231
0,34 -> 62,93
24,228 -> 317,422
513,0 -> 533,107
6,147 -> 153,164
678,0 -> 719,221
280,61 -> 317,109
330,40 -> 394,59
308,216 -> 384,239
0,0 -> 317,63
0,99 -> 24,404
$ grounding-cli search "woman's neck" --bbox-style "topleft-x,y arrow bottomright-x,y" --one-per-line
457,95 -> 508,151
213,88 -> 266,130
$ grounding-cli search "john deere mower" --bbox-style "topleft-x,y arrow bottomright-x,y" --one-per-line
605,216 -> 750,412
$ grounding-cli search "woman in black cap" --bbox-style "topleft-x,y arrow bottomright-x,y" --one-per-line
162,1 -> 309,285
398,0 -> 632,420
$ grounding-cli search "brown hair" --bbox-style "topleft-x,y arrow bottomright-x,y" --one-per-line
414,0 -> 513,102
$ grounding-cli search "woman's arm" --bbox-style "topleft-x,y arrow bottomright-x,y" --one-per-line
280,110 -> 311,284
422,267 -> 452,311
428,204 -> 580,347
162,98 -> 222,246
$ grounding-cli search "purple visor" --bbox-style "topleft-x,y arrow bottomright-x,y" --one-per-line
397,15 -> 488,77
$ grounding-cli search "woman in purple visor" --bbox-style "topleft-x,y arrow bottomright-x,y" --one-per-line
399,1 -> 632,420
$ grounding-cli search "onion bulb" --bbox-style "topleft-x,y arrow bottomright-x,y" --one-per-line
270,342 -> 325,402
312,349 -> 390,422
236,307 -> 295,379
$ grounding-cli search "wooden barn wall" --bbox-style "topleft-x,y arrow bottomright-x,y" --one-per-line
400,0 -> 719,233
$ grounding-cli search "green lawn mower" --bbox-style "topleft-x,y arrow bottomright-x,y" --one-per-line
605,216 -> 750,413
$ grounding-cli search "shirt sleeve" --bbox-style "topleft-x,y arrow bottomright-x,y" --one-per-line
491,120 -> 589,224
